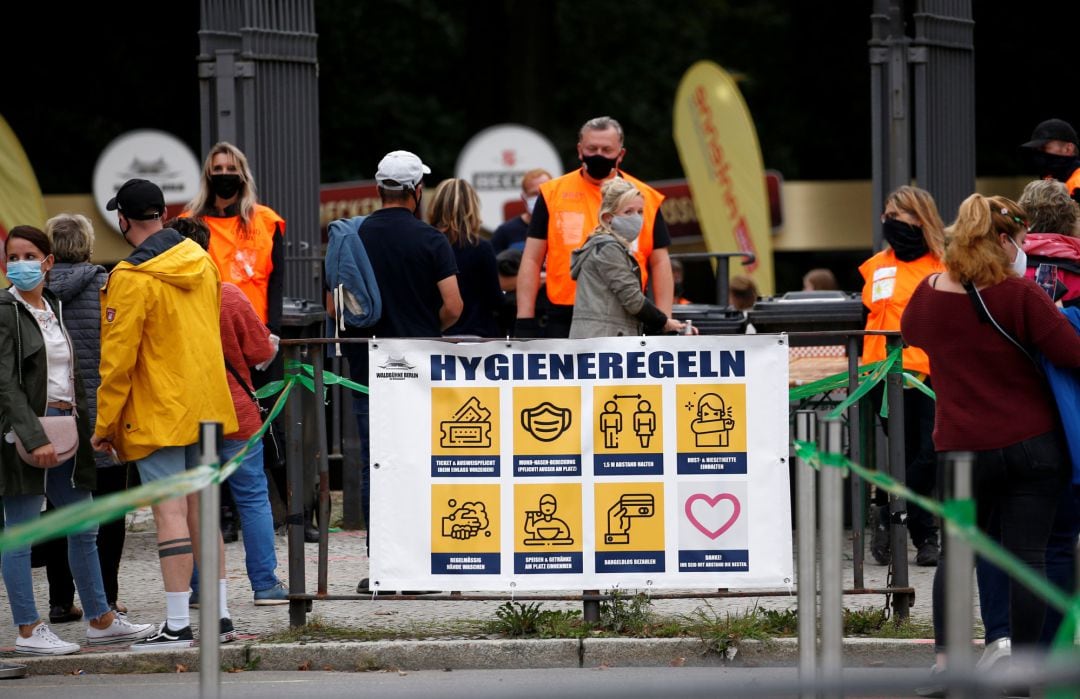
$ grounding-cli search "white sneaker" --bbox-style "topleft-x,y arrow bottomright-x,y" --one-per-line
976,636 -> 1011,671
86,614 -> 155,646
15,623 -> 80,655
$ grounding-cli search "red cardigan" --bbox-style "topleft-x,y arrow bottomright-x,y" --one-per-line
220,283 -> 274,440
901,275 -> 1080,451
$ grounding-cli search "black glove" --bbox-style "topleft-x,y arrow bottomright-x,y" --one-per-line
513,317 -> 541,339
634,301 -> 669,334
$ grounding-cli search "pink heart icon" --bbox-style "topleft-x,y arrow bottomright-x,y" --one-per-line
685,493 -> 741,540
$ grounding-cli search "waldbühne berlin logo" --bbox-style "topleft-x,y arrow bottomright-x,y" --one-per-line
376,354 -> 419,380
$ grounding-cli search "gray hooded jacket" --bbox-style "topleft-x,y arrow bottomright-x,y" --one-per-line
568,232 -> 666,338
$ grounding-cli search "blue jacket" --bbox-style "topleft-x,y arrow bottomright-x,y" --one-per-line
325,215 -> 381,329
1042,306 -> 1080,485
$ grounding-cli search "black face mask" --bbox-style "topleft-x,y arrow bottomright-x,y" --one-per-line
118,214 -> 132,241
1024,149 -> 1080,183
581,154 -> 618,180
210,174 -> 242,200
882,217 -> 929,261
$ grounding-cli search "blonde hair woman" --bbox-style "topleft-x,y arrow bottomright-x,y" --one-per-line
428,178 -> 502,337
568,179 -> 689,338
902,193 -> 1080,689
859,185 -> 947,570
1018,178 -> 1080,306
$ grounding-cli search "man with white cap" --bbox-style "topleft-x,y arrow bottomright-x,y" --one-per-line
333,150 -> 462,594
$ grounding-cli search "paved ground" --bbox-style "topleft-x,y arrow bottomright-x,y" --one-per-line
0,502 -> 954,648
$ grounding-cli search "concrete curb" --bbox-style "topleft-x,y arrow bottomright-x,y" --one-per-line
6,637 -> 935,675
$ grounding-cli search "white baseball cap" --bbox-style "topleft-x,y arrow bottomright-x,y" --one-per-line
375,150 -> 431,190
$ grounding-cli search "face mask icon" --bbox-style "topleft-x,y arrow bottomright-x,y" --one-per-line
521,401 -> 572,442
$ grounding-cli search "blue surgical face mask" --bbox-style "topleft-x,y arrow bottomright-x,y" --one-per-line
611,213 -> 644,241
524,195 -> 538,215
6,259 -> 45,291
1010,237 -> 1027,277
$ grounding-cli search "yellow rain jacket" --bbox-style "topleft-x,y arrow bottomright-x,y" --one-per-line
96,230 -> 238,461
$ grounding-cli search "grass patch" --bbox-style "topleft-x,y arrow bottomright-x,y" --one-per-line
258,615 -> 487,643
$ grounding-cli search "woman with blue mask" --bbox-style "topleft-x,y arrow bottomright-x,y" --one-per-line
568,179 -> 692,338
0,226 -> 153,655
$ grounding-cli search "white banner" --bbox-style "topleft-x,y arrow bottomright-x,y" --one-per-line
369,335 -> 792,591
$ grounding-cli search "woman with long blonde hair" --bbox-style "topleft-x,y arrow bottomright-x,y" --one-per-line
860,185 -> 947,569
428,178 -> 502,337
568,178 -> 688,338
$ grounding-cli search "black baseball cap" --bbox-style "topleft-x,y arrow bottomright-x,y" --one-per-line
105,178 -> 166,219
1022,118 -> 1079,149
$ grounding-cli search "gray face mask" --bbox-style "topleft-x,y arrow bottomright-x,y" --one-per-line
610,213 -> 644,241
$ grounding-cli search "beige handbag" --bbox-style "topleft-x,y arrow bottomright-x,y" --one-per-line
14,416 -> 79,466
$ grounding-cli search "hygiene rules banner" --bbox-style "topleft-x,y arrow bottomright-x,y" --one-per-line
368,335 -> 792,591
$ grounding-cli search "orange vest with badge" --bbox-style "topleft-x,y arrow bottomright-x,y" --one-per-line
859,249 -> 943,375
1065,168 -> 1080,199
540,171 -> 665,306
180,204 -> 284,323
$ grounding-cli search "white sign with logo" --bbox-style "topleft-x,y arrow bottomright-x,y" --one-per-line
92,130 -> 202,235
454,124 -> 564,231
369,335 -> 793,592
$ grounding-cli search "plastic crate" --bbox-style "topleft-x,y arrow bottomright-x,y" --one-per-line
747,291 -> 866,345
671,304 -> 748,335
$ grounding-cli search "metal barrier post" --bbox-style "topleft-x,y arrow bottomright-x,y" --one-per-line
846,334 -> 865,589
819,418 -> 845,699
885,333 -> 911,619
943,451 -> 974,699
313,350 -> 331,595
583,590 -> 600,623
198,421 -> 222,699
795,410 -> 818,699
285,344 -> 307,627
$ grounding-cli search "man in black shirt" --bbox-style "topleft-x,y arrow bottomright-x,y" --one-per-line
336,150 -> 462,593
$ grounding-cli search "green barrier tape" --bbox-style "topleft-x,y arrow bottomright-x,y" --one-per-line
284,359 -> 370,396
788,357 -> 889,403
826,347 -> 902,420
0,376 -> 298,552
795,439 -> 1080,620
0,357 -> 375,553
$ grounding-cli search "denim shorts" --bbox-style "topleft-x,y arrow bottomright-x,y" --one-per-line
136,443 -> 200,483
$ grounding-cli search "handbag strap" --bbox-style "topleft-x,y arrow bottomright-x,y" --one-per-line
962,281 -> 1043,373
223,358 -> 267,414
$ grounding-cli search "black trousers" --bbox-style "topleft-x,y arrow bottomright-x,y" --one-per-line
931,430 -> 1068,650
871,381 -> 939,547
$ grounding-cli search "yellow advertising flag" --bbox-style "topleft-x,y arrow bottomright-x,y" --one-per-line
0,114 -> 46,237
673,61 -> 774,295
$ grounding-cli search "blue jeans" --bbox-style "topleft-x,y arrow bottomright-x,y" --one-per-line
2,409 -> 110,626
222,439 -> 279,592
192,439 -> 279,593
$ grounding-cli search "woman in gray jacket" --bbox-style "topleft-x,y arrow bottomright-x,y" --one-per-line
41,214 -> 130,617
569,178 -> 690,338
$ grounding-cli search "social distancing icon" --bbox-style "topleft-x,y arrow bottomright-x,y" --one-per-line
592,385 -> 664,476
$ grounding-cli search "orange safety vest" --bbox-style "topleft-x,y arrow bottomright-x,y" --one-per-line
180,205 -> 285,323
1065,168 -> 1080,198
539,170 -> 665,306
859,249 -> 942,375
